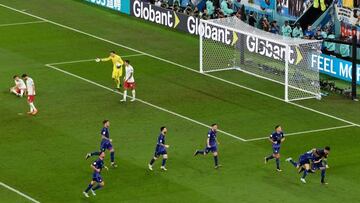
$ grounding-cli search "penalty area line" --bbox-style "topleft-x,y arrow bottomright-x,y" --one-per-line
47,53 -> 146,66
45,63 -> 246,142
0,20 -> 46,27
245,124 -> 357,142
0,181 -> 40,203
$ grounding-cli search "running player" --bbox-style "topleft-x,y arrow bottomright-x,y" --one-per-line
22,74 -> 38,115
264,125 -> 285,172
96,51 -> 124,89
120,60 -> 136,102
194,124 -> 221,169
83,151 -> 108,197
10,75 -> 26,97
86,120 -> 117,168
148,126 -> 169,171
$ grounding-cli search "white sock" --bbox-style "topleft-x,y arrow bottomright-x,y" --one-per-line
30,103 -> 37,111
123,90 -> 127,101
19,90 -> 24,97
29,105 -> 33,112
132,90 -> 136,99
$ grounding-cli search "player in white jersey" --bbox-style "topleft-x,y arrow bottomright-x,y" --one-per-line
120,60 -> 136,102
22,74 -> 38,115
10,75 -> 26,97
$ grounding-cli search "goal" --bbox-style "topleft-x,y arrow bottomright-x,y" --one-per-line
199,16 -> 322,102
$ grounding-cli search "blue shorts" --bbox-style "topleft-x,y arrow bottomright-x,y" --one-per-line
272,144 -> 280,154
205,145 -> 217,153
154,150 -> 167,157
312,161 -> 325,170
92,172 -> 103,183
100,140 -> 113,151
298,156 -> 311,166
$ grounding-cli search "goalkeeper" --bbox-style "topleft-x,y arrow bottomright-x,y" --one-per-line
96,51 -> 124,89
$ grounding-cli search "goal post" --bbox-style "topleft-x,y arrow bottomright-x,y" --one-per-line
199,17 -> 322,102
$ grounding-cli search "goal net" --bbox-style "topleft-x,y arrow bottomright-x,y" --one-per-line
199,16 -> 322,102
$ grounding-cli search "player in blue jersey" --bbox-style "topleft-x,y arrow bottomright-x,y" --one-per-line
85,120 -> 117,168
83,151 -> 108,197
194,124 -> 221,169
286,146 -> 330,184
148,126 -> 170,171
264,125 -> 285,172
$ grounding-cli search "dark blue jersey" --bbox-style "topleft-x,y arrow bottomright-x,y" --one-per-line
101,127 -> 109,139
314,148 -> 327,161
92,158 -> 104,173
270,131 -> 284,144
208,130 -> 217,147
155,133 -> 166,152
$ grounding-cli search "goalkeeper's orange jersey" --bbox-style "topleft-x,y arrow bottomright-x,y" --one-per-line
101,54 -> 124,70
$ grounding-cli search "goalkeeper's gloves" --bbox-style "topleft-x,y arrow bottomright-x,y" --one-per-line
95,58 -> 101,62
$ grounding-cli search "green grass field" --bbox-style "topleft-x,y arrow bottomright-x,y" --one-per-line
0,1 -> 360,202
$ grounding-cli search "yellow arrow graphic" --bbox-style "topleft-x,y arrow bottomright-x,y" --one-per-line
173,12 -> 180,28
295,47 -> 303,65
231,31 -> 238,46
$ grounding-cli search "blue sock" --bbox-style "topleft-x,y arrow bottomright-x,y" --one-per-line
302,170 -> 309,179
289,160 -> 298,167
92,184 -> 102,191
196,150 -> 204,155
275,158 -> 280,169
149,158 -> 155,165
321,169 -> 326,182
214,155 -> 218,166
91,151 -> 100,156
162,159 -> 167,166
110,152 -> 114,162
266,155 -> 274,161
85,184 -> 93,192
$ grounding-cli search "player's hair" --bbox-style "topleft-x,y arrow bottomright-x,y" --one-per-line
103,120 -> 109,124
125,60 -> 130,64
211,123 -> 217,127
275,125 -> 281,129
21,74 -> 28,78
160,126 -> 166,132
13,75 -> 18,79
325,146 -> 330,151
110,51 -> 115,54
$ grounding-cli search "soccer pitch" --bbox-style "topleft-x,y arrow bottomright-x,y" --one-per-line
0,1 -> 360,202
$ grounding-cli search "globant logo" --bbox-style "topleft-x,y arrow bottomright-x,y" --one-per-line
132,0 -> 179,28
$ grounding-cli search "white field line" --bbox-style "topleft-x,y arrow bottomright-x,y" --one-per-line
47,53 -> 145,66
45,63 -> 246,142
1,3 -> 359,127
0,20 -> 45,27
245,124 -> 356,142
0,182 -> 40,203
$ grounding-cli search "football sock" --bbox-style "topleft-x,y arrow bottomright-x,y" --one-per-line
123,90 -> 127,101
195,150 -> 204,155
214,155 -> 218,166
162,158 -> 167,166
132,90 -> 136,99
302,170 -> 309,179
91,151 -> 100,156
85,184 -> 93,192
149,158 -> 155,165
92,184 -> 102,191
321,169 -> 326,182
289,160 -> 298,167
275,158 -> 280,169
266,155 -> 274,161
110,151 -> 115,162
